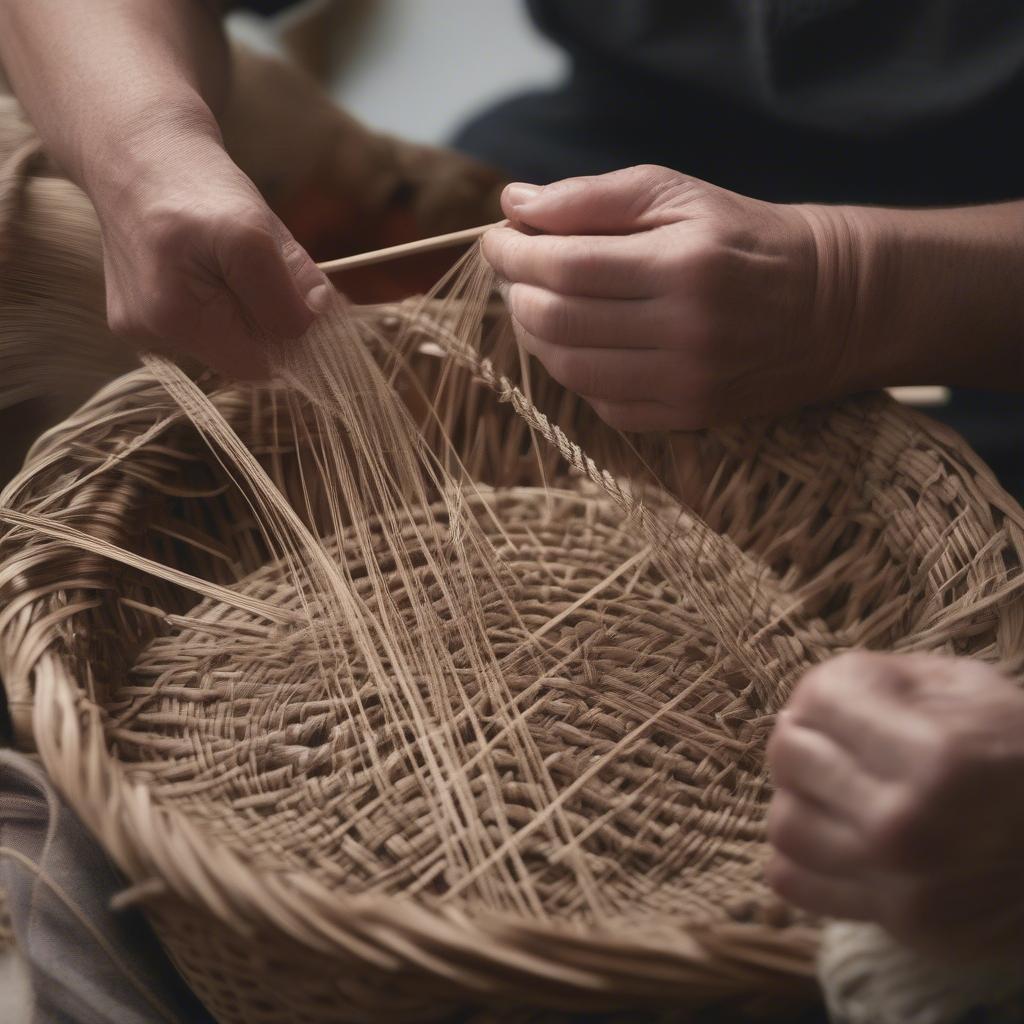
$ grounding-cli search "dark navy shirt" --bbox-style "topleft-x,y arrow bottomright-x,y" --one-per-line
241,1 -> 1024,204
453,0 -> 1024,206
239,1 -> 1024,495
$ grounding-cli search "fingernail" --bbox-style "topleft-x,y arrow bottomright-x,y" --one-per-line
503,182 -> 542,210
306,283 -> 332,314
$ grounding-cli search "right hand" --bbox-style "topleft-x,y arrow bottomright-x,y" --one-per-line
767,652 -> 1024,955
95,136 -> 333,378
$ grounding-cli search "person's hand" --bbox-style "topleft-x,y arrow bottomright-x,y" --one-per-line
767,651 -> 1024,955
481,164 -> 876,432
95,132 -> 333,378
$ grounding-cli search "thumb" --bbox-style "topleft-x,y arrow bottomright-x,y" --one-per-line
225,220 -> 334,341
500,165 -> 692,236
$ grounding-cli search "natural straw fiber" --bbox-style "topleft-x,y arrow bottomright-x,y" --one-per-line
2,240 -> 1024,1024
0,47 -> 502,486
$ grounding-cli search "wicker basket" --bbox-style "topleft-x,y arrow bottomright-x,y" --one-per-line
2,313 -> 1023,1023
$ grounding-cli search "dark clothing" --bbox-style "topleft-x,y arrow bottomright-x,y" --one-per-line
242,0 -> 1024,204
449,1 -> 1024,501
455,0 -> 1024,205
240,0 -> 1024,496
235,0 -> 298,14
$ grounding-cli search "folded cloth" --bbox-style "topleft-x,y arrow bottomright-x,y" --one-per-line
0,749 -> 213,1024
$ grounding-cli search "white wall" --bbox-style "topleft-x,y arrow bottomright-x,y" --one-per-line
231,0 -> 566,145
329,0 -> 565,144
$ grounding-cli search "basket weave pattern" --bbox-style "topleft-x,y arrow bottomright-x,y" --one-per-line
2,322 -> 1024,1021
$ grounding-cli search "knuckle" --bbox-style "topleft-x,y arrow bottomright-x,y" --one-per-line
147,200 -> 270,265
790,662 -> 836,710
794,652 -> 878,709
226,215 -> 277,259
654,246 -> 724,304
625,164 -> 689,203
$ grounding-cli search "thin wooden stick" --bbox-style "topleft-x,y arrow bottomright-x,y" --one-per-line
316,221 -> 504,275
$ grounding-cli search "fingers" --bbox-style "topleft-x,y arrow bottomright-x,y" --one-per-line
768,653 -> 1024,946
767,790 -> 865,875
583,398 -> 696,433
506,284 -> 670,349
765,852 -> 874,921
220,219 -> 332,342
499,165 -> 697,235
513,332 -> 673,403
768,715 -> 878,819
482,226 -> 663,298
785,653 -> 939,778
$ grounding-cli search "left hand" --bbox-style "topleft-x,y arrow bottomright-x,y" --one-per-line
482,164 -> 866,432
766,651 -> 1024,955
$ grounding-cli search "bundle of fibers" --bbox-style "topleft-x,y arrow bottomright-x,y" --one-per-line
0,45 -> 501,487
2,245 -> 1024,1023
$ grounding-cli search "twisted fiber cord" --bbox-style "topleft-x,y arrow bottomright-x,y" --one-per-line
390,248 -> 838,705
0,270 -> 817,983
4,232 -> 1021,1020
137,301 -> 615,922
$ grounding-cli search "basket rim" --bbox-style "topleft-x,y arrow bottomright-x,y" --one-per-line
28,650 -> 821,997
7,359 -> 1024,1002
0,365 -> 830,1001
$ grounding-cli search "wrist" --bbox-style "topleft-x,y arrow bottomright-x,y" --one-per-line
796,200 -> 1024,393
791,202 -> 901,395
82,93 -> 228,217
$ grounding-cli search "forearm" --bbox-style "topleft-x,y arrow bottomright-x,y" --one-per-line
0,0 -> 230,200
803,200 -> 1024,392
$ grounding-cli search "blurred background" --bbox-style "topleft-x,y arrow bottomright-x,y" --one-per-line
230,0 -> 565,146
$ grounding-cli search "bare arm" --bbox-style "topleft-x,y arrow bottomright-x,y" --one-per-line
0,0 -> 229,194
0,0 -> 331,376
802,199 -> 1024,395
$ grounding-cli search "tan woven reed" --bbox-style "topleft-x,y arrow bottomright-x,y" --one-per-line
2,300 -> 1024,1022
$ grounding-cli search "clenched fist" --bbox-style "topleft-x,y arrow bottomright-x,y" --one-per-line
767,652 -> 1024,955
481,164 -> 876,432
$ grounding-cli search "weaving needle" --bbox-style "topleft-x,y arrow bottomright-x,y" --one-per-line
316,220 -> 506,275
